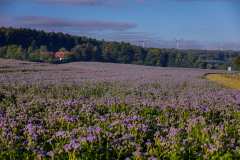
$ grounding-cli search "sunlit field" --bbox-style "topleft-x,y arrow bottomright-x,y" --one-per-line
206,73 -> 240,90
1,59 -> 240,159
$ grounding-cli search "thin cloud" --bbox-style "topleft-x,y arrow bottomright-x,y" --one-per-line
36,0 -> 105,6
16,16 -> 137,31
0,0 -> 145,9
35,0 -> 145,6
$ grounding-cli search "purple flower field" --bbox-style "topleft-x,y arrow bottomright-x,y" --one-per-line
0,59 -> 240,159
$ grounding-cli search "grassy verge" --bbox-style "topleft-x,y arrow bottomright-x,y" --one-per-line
206,73 -> 240,89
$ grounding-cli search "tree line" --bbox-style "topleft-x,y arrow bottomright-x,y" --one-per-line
0,27 -> 240,69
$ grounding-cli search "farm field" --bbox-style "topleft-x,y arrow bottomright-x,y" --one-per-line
206,73 -> 240,90
1,58 -> 240,159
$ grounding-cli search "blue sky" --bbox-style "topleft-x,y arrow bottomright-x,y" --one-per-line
1,0 -> 240,50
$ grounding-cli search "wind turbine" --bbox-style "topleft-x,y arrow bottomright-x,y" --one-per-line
138,40 -> 145,48
175,39 -> 180,49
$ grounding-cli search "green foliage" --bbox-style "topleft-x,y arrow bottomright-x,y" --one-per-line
234,56 -> 240,70
0,27 -> 239,69
0,46 -> 7,57
6,45 -> 24,59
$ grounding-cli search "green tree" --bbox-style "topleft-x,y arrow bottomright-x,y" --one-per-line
6,45 -> 23,59
39,45 -> 48,52
145,48 -> 160,66
0,46 -> 7,57
234,56 -> 240,70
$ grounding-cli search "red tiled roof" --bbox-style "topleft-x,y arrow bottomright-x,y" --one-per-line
55,51 -> 65,58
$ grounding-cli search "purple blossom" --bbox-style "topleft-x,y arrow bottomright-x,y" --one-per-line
55,131 -> 67,138
86,135 -> 96,143
235,94 -> 240,105
168,127 -> 179,137
95,127 -> 101,134
148,157 -> 158,160
64,139 -> 80,152
79,136 -> 87,143
25,123 -> 37,140
64,99 -> 80,106
63,115 -> 78,122
1,59 -> 240,159
145,142 -> 151,147
127,123 -> 134,129
46,151 -> 54,157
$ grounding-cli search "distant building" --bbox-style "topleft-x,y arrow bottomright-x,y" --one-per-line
228,66 -> 232,72
55,51 -> 65,61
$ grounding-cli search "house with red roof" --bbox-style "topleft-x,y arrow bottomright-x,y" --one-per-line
55,51 -> 65,61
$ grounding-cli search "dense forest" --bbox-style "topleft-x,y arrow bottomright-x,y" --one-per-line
0,27 -> 239,69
